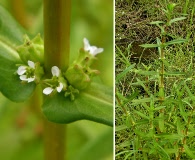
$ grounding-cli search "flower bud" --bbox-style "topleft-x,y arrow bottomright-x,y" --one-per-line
65,64 -> 91,90
17,34 -> 44,64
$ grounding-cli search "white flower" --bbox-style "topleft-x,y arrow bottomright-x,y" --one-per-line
17,60 -> 35,83
83,38 -> 104,56
51,66 -> 60,77
43,66 -> 64,95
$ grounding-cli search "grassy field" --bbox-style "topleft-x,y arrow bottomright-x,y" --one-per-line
115,0 -> 195,159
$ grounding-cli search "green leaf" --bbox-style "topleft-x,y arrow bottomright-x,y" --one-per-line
165,72 -> 185,76
134,129 -> 147,137
0,5 -> 26,46
0,5 -> 36,102
178,100 -> 188,122
119,140 -> 131,148
134,70 -> 158,76
150,21 -> 165,25
153,141 -> 170,160
132,78 -> 151,96
116,63 -> 135,82
125,91 -> 139,103
115,125 -> 128,131
124,151 -> 138,160
116,92 -> 128,103
139,43 -> 160,48
184,144 -> 195,158
135,119 -> 149,125
126,114 -> 135,127
184,83 -> 195,102
164,149 -> 178,154
132,97 -> 158,104
155,133 -> 183,140
133,110 -> 149,120
115,150 -> 132,158
169,17 -> 186,25
164,39 -> 187,46
0,55 -> 36,102
42,83 -> 113,126
167,3 -> 176,13
76,128 -> 113,160
154,106 -> 166,111
116,45 -> 131,66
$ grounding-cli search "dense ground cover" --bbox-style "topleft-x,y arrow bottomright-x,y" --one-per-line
115,0 -> 195,159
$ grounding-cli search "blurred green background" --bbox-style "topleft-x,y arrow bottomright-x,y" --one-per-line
0,0 -> 113,160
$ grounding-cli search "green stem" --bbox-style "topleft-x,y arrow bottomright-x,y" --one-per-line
159,36 -> 165,132
115,89 -> 128,115
183,0 -> 189,14
44,0 -> 71,71
159,36 -> 165,102
43,0 -> 71,160
44,121 -> 66,160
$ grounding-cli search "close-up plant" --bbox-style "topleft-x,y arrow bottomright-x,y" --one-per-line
116,0 -> 195,159
0,0 -> 113,160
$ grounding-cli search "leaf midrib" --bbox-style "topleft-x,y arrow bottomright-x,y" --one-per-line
0,38 -> 20,60
82,92 -> 113,106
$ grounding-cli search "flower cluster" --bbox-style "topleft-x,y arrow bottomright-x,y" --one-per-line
64,38 -> 103,90
17,38 -> 103,100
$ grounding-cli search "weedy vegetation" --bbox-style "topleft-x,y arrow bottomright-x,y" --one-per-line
115,0 -> 195,159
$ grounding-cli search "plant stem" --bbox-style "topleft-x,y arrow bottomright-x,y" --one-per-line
43,0 -> 71,160
44,120 -> 66,160
183,0 -> 189,14
159,36 -> 165,102
115,89 -> 128,115
44,0 -> 71,71
158,36 -> 166,132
